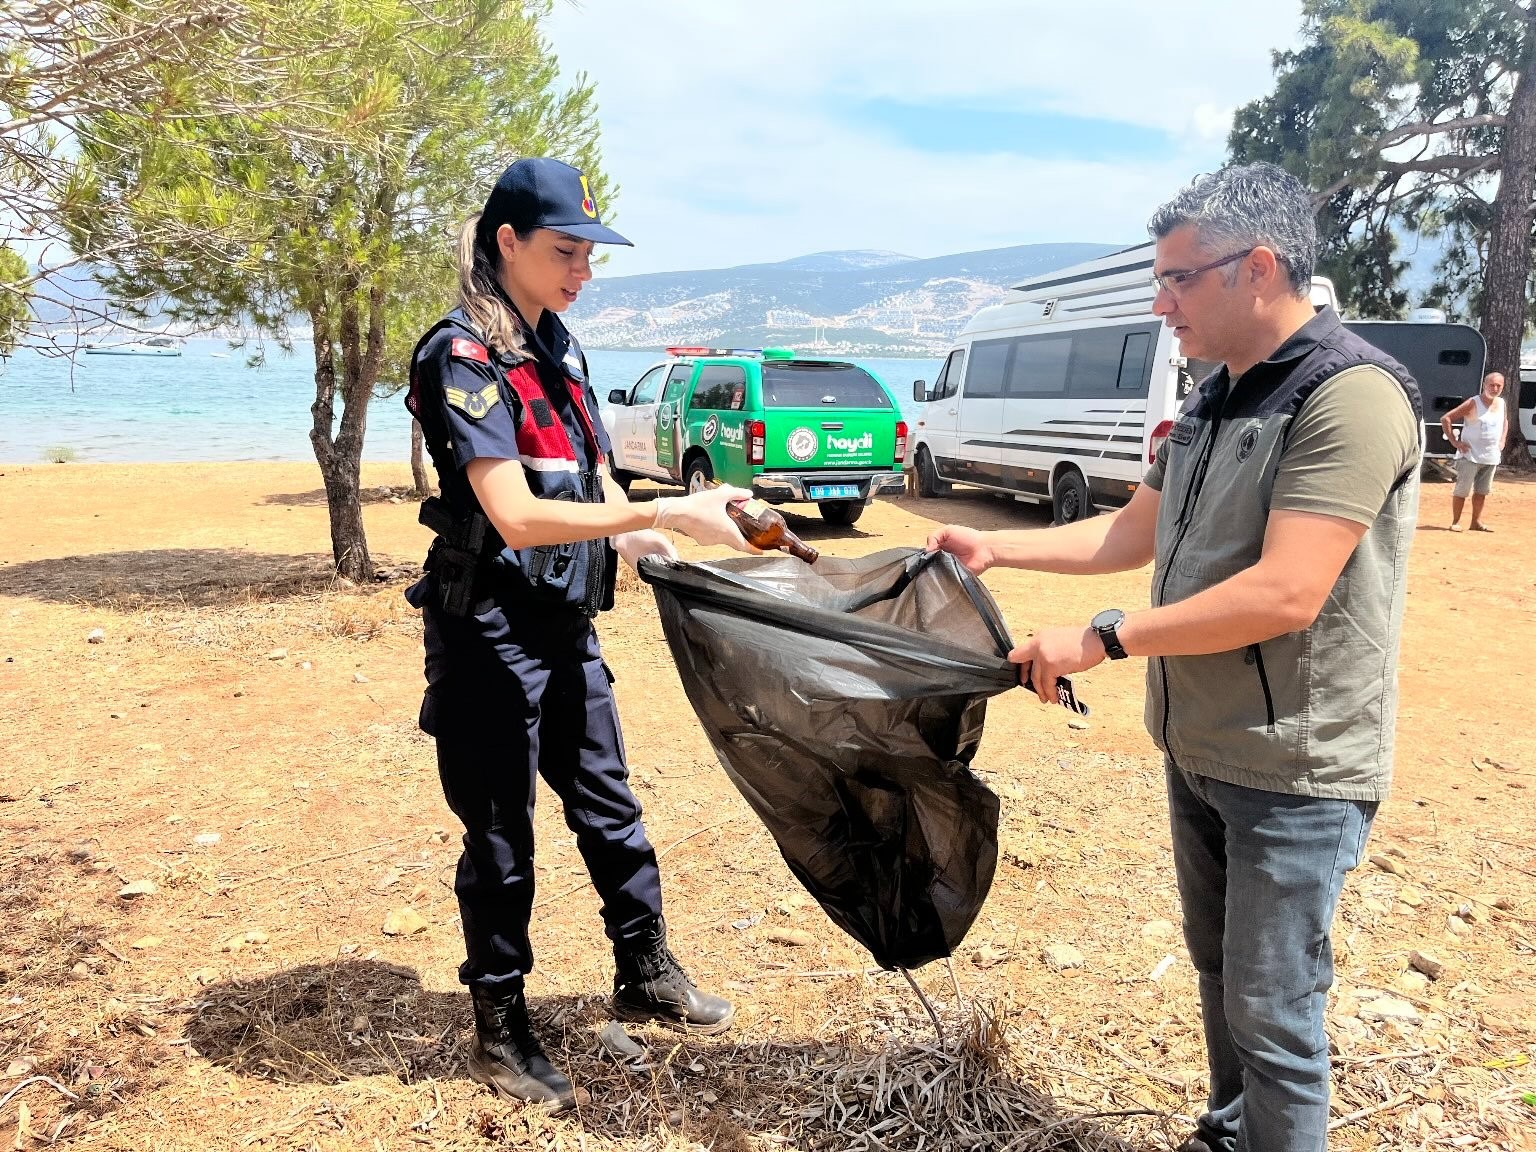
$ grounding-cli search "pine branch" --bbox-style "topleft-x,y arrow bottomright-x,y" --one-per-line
1381,154 -> 1501,176
1375,113 -> 1508,151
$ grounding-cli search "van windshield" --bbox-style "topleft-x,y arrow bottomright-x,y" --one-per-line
761,363 -> 892,408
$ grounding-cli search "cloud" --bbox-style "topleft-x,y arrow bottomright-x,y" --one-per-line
543,1 -> 1304,276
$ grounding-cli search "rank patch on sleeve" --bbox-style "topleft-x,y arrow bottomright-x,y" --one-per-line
451,338 -> 489,364
444,383 -> 501,420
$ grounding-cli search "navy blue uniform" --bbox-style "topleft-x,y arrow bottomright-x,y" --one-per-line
405,308 -> 663,992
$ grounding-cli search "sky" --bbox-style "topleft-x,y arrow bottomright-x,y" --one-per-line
543,0 -> 1306,278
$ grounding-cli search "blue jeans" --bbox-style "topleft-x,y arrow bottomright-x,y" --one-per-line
1166,764 -> 1377,1152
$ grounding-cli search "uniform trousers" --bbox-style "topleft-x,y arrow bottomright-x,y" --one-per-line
419,599 -> 663,990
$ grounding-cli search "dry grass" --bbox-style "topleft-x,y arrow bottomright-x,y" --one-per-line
179,969 -> 1176,1152
3,468 -> 1535,1150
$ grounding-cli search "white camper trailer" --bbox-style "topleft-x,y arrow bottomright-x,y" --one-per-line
906,241 -> 1467,523
908,243 -> 1257,522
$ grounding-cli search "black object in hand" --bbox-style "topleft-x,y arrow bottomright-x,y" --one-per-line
1021,671 -> 1089,717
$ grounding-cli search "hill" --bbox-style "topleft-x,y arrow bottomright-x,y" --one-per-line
567,244 -> 1125,355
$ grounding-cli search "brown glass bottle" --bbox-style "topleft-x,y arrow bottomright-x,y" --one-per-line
725,498 -> 820,563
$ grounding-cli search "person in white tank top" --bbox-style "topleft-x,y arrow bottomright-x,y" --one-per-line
1441,372 -> 1508,532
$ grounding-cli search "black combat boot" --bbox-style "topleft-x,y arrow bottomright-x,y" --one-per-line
611,918 -> 735,1034
467,984 -> 575,1109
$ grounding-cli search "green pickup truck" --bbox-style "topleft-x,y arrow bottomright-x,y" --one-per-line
600,347 -> 907,525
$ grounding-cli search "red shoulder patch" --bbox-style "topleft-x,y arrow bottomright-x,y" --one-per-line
450,337 -> 489,364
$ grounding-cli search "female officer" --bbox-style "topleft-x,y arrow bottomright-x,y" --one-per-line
404,157 -> 748,1109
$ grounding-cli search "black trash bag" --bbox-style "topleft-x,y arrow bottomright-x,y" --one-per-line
638,546 -> 1017,971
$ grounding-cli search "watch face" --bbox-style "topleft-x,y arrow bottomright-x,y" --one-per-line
1092,609 -> 1123,631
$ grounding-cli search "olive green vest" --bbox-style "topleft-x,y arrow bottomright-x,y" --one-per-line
1147,310 -> 1422,801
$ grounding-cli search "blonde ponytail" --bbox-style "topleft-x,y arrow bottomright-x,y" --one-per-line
455,214 -> 528,359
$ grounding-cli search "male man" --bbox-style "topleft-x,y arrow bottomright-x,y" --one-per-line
1440,371 -> 1508,532
931,163 -> 1421,1152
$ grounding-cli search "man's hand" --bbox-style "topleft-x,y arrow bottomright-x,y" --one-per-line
1011,626 -> 1106,705
926,524 -> 996,574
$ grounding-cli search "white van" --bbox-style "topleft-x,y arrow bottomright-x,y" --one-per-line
909,244 -> 1238,523
905,242 -> 1390,523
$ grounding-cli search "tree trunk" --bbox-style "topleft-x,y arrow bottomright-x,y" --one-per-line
309,304 -> 374,581
1481,16 -> 1536,470
317,443 -> 371,578
410,418 -> 432,497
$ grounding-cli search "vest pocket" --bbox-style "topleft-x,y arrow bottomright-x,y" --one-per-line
521,493 -> 579,594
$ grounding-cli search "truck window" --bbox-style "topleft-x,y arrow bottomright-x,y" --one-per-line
688,364 -> 747,410
761,363 -> 892,408
660,364 -> 692,405
630,366 -> 665,405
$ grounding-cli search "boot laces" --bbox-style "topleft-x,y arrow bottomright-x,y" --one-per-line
480,994 -> 545,1058
655,944 -> 691,989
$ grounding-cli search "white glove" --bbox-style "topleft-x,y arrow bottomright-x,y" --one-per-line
611,528 -> 678,571
652,485 -> 756,552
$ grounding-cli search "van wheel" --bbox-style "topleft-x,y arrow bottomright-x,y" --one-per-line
915,447 -> 951,498
1052,469 -> 1093,525
684,455 -> 714,494
819,501 -> 865,526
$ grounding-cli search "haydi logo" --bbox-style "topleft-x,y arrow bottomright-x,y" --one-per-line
827,432 -> 873,453
718,423 -> 745,445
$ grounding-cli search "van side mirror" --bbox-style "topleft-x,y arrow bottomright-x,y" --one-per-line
607,388 -> 629,405
912,379 -> 929,402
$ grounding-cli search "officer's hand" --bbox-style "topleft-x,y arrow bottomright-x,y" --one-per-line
653,486 -> 758,553
926,524 -> 996,574
612,528 -> 678,571
1010,626 -> 1104,705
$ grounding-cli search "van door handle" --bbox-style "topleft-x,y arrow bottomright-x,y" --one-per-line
947,408 -> 957,415
821,422 -> 844,430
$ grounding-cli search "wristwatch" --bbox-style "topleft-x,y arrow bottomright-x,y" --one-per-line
1090,608 -> 1128,660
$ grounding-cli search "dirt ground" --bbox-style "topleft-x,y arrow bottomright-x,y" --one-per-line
0,461 -> 1532,1151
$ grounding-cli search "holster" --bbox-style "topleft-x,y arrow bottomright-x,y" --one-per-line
419,496 -> 495,617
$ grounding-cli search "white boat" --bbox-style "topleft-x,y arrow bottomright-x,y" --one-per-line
83,336 -> 182,357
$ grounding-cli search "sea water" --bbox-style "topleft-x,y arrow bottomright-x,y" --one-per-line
0,339 -> 941,464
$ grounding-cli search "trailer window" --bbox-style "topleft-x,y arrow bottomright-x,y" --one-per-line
1064,329 -> 1123,395
1007,335 -> 1071,395
1117,332 -> 1152,391
1060,323 -> 1160,398
964,339 -> 1011,399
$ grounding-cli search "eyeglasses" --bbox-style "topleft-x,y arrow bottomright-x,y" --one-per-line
1152,247 -> 1257,296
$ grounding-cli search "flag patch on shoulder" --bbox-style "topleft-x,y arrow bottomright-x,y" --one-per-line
450,338 -> 489,364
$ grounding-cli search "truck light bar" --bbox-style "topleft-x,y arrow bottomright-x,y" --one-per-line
663,346 -> 797,359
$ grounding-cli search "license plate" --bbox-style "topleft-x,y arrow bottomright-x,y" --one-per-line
807,483 -> 860,500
